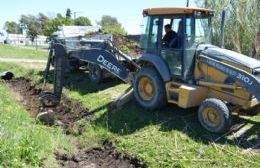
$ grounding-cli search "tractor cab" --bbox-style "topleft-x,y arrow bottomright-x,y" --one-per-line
140,7 -> 214,81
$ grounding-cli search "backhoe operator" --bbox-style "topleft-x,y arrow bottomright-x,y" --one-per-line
162,24 -> 177,48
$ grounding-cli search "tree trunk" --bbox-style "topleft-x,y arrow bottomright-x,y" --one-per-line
254,30 -> 260,58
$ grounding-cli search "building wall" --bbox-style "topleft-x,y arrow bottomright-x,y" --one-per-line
0,32 -> 5,43
6,34 -> 48,46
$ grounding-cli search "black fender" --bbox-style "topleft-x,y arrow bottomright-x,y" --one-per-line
137,54 -> 171,82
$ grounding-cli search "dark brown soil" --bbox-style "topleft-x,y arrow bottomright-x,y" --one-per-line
55,141 -> 144,168
85,33 -> 142,57
113,35 -> 142,57
6,77 -> 146,168
7,77 -> 89,131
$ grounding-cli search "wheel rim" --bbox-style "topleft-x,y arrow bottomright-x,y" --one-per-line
202,107 -> 221,127
138,76 -> 154,101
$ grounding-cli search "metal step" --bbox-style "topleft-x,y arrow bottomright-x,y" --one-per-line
167,88 -> 180,93
166,82 -> 181,104
168,99 -> 178,104
166,82 -> 181,93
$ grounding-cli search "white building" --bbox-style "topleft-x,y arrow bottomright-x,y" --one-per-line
0,32 -> 5,43
53,25 -> 100,38
34,35 -> 48,46
5,34 -> 48,46
4,25 -> 101,46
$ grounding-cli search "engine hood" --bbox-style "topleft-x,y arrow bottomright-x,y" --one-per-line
202,47 -> 260,70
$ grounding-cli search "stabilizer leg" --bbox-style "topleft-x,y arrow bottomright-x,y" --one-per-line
42,43 -> 53,90
109,86 -> 133,112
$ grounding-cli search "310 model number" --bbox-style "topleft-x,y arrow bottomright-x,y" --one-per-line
236,73 -> 253,85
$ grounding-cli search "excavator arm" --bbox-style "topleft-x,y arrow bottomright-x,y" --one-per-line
40,39 -> 138,106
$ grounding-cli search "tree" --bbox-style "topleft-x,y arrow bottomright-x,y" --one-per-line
66,8 -> 72,18
20,14 -> 42,41
5,9 -> 81,39
196,0 -> 259,55
38,13 -> 50,30
98,15 -> 127,35
252,30 -> 260,59
43,13 -> 73,37
74,16 -> 92,26
4,21 -> 22,34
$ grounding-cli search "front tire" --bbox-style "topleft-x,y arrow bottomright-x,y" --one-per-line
134,66 -> 167,110
198,98 -> 232,133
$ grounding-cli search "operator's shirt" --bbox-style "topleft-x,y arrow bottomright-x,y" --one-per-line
162,30 -> 177,47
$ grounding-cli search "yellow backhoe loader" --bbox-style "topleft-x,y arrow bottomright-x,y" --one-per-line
41,7 -> 260,133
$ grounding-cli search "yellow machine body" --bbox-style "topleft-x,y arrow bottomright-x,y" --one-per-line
165,57 -> 259,110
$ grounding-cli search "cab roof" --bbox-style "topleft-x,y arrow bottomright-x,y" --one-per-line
143,7 -> 214,16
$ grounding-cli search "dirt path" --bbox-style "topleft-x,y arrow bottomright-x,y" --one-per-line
0,57 -> 46,63
6,77 -> 145,168
0,58 -> 47,69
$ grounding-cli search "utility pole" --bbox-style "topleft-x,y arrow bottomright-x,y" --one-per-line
186,0 -> 190,7
73,11 -> 82,20
220,10 -> 226,48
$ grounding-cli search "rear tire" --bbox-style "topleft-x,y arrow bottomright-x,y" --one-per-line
198,98 -> 231,133
134,66 -> 167,110
88,63 -> 103,84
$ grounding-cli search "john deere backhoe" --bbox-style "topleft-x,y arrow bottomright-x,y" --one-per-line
41,7 -> 260,133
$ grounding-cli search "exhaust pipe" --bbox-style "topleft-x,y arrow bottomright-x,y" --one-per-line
220,10 -> 226,48
186,0 -> 189,7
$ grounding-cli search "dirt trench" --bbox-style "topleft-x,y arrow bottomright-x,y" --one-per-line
55,140 -> 143,168
7,77 -> 89,132
6,77 -> 145,168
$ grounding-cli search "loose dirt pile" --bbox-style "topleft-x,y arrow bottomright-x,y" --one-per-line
55,141 -> 144,168
85,33 -> 142,57
6,77 -> 145,168
113,35 -> 142,57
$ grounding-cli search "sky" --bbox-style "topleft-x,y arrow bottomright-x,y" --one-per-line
0,0 -> 197,35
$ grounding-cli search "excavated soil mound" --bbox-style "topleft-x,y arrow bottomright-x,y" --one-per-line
85,33 -> 142,57
55,141 -> 144,168
113,35 -> 142,57
6,77 -> 146,168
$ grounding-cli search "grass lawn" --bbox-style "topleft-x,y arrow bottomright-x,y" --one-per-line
0,63 -> 72,167
0,84 -> 71,167
0,62 -> 259,168
0,44 -> 48,60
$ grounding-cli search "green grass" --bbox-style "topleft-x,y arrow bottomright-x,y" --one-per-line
0,82 -> 72,167
0,62 -> 32,75
0,62 -> 43,84
1,62 -> 259,168
0,44 -> 48,60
